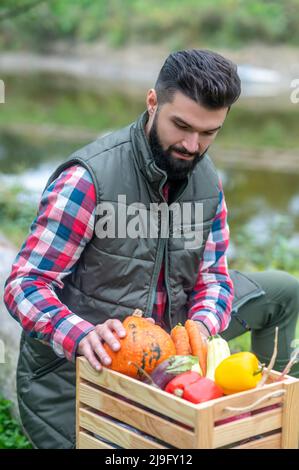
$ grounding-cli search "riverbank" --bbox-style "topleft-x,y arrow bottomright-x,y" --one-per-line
0,43 -> 298,95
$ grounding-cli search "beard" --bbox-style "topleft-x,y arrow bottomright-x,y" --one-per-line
148,112 -> 208,181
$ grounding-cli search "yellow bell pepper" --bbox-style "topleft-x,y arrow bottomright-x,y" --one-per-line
214,352 -> 263,394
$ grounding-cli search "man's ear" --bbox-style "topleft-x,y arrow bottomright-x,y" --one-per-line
146,89 -> 158,115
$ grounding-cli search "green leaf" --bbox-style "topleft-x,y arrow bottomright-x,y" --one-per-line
166,355 -> 199,373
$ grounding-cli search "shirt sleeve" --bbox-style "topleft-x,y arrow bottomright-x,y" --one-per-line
3,164 -> 97,362
187,179 -> 234,335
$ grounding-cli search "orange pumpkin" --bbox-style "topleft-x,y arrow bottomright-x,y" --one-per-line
103,310 -> 176,378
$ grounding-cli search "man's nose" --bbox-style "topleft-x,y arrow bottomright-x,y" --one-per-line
182,133 -> 199,154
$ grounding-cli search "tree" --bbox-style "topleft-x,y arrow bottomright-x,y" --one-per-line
0,0 -> 50,21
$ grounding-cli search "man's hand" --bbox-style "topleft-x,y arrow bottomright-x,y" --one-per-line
194,320 -> 210,339
194,321 -> 210,352
77,317 -> 155,371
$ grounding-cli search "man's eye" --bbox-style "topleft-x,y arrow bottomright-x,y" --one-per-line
175,122 -> 188,130
204,131 -> 216,136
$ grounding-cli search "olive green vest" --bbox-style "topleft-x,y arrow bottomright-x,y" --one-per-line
16,112 -> 264,448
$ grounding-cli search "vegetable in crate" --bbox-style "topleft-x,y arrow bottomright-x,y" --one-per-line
185,320 -> 208,376
214,352 -> 263,394
103,311 -> 175,378
170,324 -> 191,355
165,371 -> 223,404
150,355 -> 201,389
182,378 -> 224,404
206,335 -> 230,381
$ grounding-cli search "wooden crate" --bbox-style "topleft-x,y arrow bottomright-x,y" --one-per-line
76,356 -> 299,449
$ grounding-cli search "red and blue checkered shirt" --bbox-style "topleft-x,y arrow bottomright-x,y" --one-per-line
4,164 -> 234,362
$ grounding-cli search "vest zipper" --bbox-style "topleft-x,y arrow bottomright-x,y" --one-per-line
145,176 -> 190,325
165,179 -> 190,330
145,175 -> 168,318
145,211 -> 166,315
164,216 -> 172,330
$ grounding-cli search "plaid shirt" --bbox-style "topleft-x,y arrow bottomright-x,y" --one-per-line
4,164 -> 233,362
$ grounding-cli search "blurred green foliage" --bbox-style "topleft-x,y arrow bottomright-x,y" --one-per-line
0,184 -> 37,246
0,396 -> 32,448
229,215 -> 299,276
1,0 -> 299,50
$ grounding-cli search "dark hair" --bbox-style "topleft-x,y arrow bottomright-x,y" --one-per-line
155,49 -> 241,109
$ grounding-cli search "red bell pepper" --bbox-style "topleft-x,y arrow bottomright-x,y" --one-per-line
165,371 -> 223,404
183,379 -> 223,403
164,371 -> 200,396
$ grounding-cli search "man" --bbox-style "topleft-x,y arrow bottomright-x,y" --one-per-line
4,49 -> 299,449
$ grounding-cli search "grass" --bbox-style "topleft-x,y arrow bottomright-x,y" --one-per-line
229,331 -> 251,354
0,396 -> 32,449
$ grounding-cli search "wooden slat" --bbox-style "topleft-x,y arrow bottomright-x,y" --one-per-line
77,357 -> 196,428
232,433 -> 282,449
281,380 -> 299,449
79,407 -> 169,449
213,408 -> 282,448
212,382 -> 285,421
76,358 -> 81,449
78,431 -> 115,449
79,382 -> 194,448
194,404 -> 214,449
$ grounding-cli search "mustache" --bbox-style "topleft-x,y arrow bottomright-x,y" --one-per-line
169,146 -> 199,158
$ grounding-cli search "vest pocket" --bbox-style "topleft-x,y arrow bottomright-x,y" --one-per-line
31,357 -> 66,380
